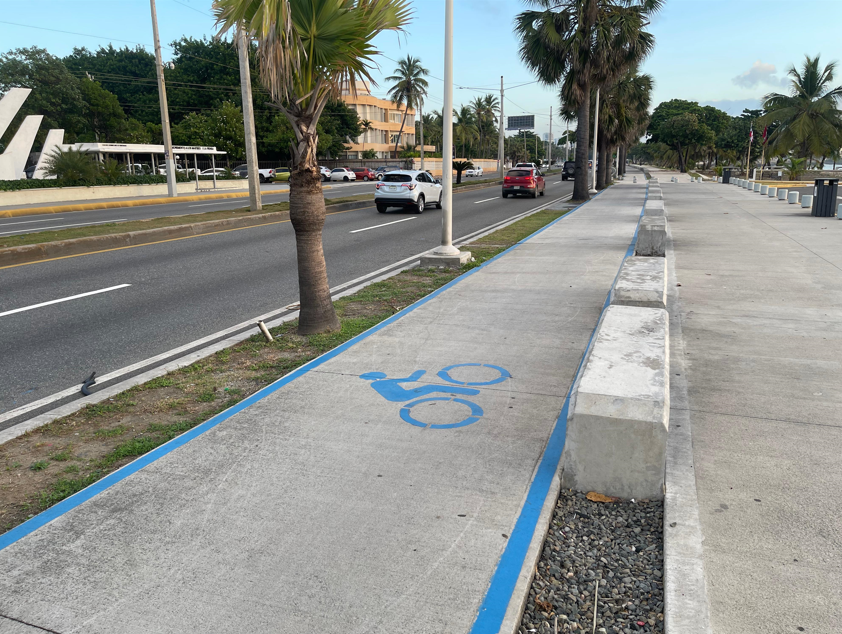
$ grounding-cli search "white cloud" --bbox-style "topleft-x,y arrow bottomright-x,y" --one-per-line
700,98 -> 762,116
732,61 -> 783,88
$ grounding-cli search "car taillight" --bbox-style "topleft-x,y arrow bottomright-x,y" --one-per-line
526,178 -> 534,185
402,183 -> 416,190
504,176 -> 510,181
375,182 -> 381,189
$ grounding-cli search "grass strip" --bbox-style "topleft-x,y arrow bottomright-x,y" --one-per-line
0,194 -> 374,249
0,207 -> 569,535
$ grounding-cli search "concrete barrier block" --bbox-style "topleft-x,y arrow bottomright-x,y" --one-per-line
753,183 -> 761,192
635,217 -> 667,257
768,187 -> 778,197
778,188 -> 788,200
803,195 -> 814,209
760,185 -> 768,195
561,305 -> 669,500
787,191 -> 800,204
644,199 -> 665,217
610,257 -> 667,310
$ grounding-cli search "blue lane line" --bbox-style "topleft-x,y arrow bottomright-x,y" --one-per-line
468,181 -> 649,633
0,191 -> 596,551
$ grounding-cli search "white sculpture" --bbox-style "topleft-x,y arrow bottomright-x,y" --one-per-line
0,87 -> 61,180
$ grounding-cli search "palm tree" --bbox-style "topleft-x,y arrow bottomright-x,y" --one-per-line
213,0 -> 411,334
599,69 -> 653,187
454,106 -> 479,158
386,56 -> 429,158
360,118 -> 373,154
516,0 -> 661,201
760,55 -> 842,162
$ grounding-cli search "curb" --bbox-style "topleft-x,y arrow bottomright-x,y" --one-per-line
0,199 -> 374,268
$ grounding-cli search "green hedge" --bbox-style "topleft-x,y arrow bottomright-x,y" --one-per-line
0,173 -> 240,191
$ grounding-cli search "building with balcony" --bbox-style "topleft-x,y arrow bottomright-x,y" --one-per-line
340,82 -> 417,159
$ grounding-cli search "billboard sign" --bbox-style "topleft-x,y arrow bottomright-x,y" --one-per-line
506,115 -> 535,130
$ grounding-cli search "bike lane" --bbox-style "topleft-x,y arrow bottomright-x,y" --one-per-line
0,183 -> 647,634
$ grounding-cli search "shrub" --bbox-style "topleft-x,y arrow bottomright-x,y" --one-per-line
42,148 -> 99,184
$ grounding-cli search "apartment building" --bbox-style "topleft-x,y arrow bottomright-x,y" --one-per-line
340,82 -> 416,159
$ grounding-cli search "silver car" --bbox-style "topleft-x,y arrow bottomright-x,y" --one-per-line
330,167 -> 356,182
374,170 -> 443,213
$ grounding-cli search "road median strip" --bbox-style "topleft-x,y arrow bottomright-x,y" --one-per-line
0,207 -> 569,537
0,196 -> 375,268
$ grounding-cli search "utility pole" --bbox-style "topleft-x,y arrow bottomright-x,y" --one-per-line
419,102 -> 424,173
237,26 -> 261,211
498,75 -> 504,177
150,0 -> 177,198
423,0 -> 468,266
548,106 -> 552,167
591,87 -> 600,193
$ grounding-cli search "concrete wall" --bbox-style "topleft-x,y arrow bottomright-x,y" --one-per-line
0,180 -> 247,207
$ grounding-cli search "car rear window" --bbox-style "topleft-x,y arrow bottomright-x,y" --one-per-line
383,174 -> 412,182
564,162 -> 575,168
507,170 -> 532,177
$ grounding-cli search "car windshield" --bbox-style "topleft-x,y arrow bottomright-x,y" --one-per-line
507,170 -> 532,177
383,174 -> 412,183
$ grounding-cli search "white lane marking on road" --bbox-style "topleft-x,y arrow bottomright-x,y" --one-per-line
0,284 -> 132,318
0,218 -> 64,227
349,217 -> 416,234
188,201 -> 236,208
0,219 -> 128,236
474,197 -> 499,204
553,181 -> 561,184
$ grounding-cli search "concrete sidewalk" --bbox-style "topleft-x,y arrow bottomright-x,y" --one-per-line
0,184 -> 646,633
662,175 -> 842,633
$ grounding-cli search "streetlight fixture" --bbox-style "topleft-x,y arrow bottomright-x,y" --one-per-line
421,0 -> 470,268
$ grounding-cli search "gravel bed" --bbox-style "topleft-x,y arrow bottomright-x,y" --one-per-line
518,490 -> 664,634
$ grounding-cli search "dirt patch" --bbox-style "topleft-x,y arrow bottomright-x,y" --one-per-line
0,207 -> 568,536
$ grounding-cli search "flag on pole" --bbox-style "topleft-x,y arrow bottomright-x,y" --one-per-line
749,126 -> 754,143
762,126 -> 768,144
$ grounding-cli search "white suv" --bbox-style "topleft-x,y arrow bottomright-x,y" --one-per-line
375,170 -> 442,213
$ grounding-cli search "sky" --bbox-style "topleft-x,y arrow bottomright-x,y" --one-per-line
1,0 -> 841,140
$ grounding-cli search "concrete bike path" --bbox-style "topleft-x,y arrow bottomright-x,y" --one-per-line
663,178 -> 842,633
0,184 -> 646,634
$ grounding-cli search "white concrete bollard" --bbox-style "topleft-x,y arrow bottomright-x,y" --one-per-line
802,194 -> 813,209
787,191 -> 800,204
633,177 -> 637,183
718,177 -> 723,183
760,185 -> 768,195
635,217 -> 667,257
768,186 -> 778,197
611,257 -> 667,310
745,181 -> 752,189
753,182 -> 762,192
778,188 -> 788,200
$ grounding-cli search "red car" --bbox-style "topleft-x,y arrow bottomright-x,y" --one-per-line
502,168 -> 545,198
352,167 -> 376,181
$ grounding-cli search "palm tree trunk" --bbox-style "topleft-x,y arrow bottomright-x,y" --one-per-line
675,142 -> 685,172
572,82 -> 591,201
596,130 -> 607,190
395,106 -> 409,157
289,133 -> 340,335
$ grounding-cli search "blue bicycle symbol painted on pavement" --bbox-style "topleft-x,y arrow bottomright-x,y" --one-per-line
359,363 -> 511,429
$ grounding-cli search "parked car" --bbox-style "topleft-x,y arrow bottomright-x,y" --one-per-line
464,166 -> 484,178
375,170 -> 442,213
232,164 -> 276,182
562,160 -> 575,180
352,166 -> 376,181
515,162 -> 539,170
23,165 -> 37,179
158,163 -> 186,175
502,168 -> 545,198
374,165 -> 401,181
330,167 -> 356,182
318,166 -> 332,181
274,167 -> 292,182
200,167 -> 229,177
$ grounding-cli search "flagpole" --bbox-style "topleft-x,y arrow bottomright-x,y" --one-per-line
758,126 -> 767,181
745,121 -> 753,179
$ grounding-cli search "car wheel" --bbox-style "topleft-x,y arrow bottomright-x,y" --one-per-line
377,174 -> 384,181
259,175 -> 266,183
540,188 -> 545,196
377,204 -> 387,213
531,188 -> 538,199
502,192 -> 508,198
363,176 -> 369,181
344,176 -> 349,181
415,195 -> 425,214
435,193 -> 443,209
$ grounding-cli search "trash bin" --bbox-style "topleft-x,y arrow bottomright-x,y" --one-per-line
812,179 -> 839,217
722,168 -> 732,184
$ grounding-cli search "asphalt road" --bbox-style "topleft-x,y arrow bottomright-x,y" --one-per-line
0,177 -> 502,237
0,178 -> 573,417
